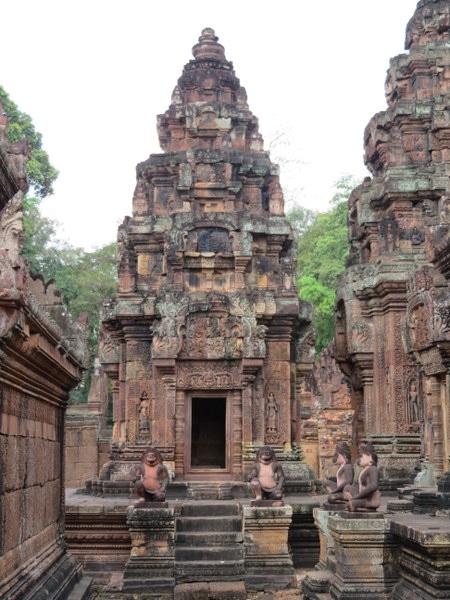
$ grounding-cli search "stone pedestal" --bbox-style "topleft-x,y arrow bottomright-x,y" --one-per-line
123,504 -> 175,597
391,514 -> 450,599
243,505 -> 295,591
314,507 -> 344,572
328,512 -> 398,600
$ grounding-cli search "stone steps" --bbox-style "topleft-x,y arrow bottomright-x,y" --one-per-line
186,482 -> 234,500
176,515 -> 242,532
180,502 -> 240,517
174,502 -> 244,583
174,580 -> 247,600
176,531 -> 244,545
175,545 -> 243,561
175,560 -> 245,581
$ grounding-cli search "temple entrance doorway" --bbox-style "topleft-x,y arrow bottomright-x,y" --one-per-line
187,395 -> 228,474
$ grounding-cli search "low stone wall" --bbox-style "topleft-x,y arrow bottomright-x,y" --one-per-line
391,513 -> 450,599
65,504 -> 131,585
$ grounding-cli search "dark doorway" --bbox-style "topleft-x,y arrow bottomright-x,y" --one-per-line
191,397 -> 226,468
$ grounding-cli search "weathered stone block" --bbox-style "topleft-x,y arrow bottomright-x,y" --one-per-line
328,512 -> 398,599
123,505 -> 175,595
244,505 -> 295,591
391,513 -> 450,599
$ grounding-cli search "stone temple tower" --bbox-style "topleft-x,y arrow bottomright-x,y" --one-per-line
335,0 -> 450,485
98,29 -> 314,492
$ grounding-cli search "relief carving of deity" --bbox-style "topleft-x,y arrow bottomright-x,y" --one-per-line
138,391 -> 151,441
152,317 -> 184,358
406,379 -> 421,432
265,393 -> 279,444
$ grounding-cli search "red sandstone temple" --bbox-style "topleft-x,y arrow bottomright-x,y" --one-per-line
96,28 -> 314,490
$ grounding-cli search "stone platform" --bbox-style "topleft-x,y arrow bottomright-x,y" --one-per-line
65,489 -> 320,597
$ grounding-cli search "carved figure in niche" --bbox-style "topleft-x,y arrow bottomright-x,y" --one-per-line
138,392 -> 150,440
152,316 -> 181,357
251,323 -> 267,357
171,85 -> 183,106
344,445 -> 381,512
265,393 -> 279,443
325,442 -> 354,505
248,446 -> 285,503
407,379 -> 420,427
133,447 -> 169,505
383,218 -> 398,253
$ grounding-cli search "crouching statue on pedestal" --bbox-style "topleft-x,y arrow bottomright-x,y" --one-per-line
325,442 -> 354,505
343,444 -> 381,512
248,446 -> 285,504
133,447 -> 169,505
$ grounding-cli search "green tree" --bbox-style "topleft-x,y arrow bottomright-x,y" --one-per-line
21,200 -> 117,348
21,201 -> 117,402
286,205 -> 317,237
2,86 -> 117,402
288,176 -> 358,352
0,86 -> 58,197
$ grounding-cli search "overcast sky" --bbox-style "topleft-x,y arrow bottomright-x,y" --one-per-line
1,0 -> 418,249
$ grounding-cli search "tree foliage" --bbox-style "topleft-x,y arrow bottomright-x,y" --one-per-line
287,176 -> 357,352
21,199 -> 117,402
0,86 -> 58,197
21,198 -> 117,346
1,86 -> 117,401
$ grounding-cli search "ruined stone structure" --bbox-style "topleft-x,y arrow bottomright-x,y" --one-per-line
301,350 -> 354,479
96,28 -> 314,491
65,360 -> 111,488
335,0 -> 450,486
0,107 -> 88,598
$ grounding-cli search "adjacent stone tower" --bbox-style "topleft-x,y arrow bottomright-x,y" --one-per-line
335,0 -> 450,484
99,29 -> 313,489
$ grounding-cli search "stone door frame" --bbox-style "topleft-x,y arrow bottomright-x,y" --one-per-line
184,390 -> 233,479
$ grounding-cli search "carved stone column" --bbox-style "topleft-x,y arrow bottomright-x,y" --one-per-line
111,379 -> 121,443
242,374 -> 255,445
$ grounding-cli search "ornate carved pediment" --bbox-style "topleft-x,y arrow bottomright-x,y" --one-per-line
350,320 -> 373,353
405,267 -> 450,354
151,315 -> 184,359
99,330 -> 120,364
176,361 -> 241,389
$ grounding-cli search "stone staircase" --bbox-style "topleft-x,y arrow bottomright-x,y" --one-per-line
174,502 -> 245,583
185,481 -> 234,500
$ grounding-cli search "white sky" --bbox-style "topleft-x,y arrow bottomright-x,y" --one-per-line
1,0 -> 418,249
